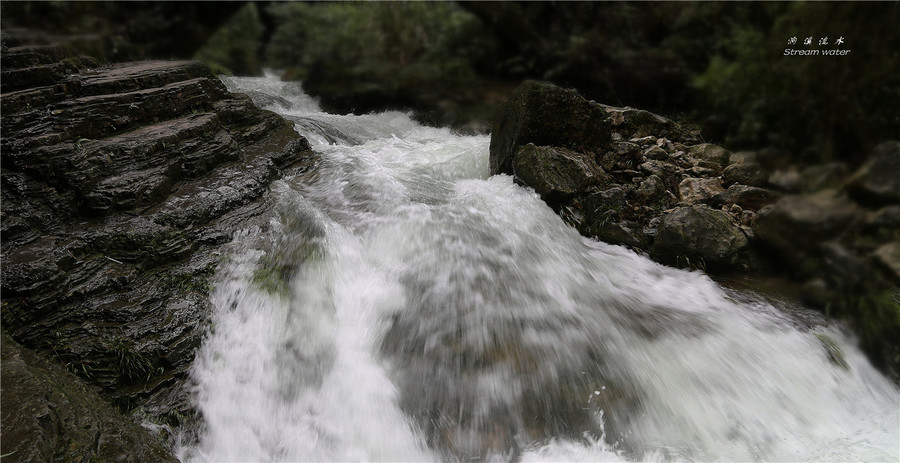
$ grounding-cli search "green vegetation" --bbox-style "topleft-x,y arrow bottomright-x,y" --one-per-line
836,289 -> 900,371
693,2 -> 900,162
193,3 -> 263,76
109,338 -> 155,382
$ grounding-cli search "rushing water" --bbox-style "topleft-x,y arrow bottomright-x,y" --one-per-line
177,75 -> 899,462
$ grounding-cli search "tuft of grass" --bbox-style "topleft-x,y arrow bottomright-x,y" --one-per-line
109,338 -> 155,381
676,255 -> 707,273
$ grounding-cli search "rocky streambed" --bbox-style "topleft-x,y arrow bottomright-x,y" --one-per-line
1,31 -> 897,462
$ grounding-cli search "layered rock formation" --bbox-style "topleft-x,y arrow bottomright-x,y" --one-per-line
490,81 -> 899,376
1,32 -> 315,459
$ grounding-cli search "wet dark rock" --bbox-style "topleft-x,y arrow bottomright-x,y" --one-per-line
687,143 -> 730,169
1,37 -> 315,448
636,174 -> 666,204
595,220 -> 648,249
799,162 -> 849,192
512,144 -> 612,200
600,105 -> 686,141
583,187 -> 629,221
848,140 -> 900,206
753,191 -> 862,252
678,177 -> 724,205
1,331 -> 179,462
489,80 -> 611,176
653,205 -> 749,272
723,161 -> 767,187
713,184 -> 781,211
872,242 -> 900,284
489,80 -> 900,378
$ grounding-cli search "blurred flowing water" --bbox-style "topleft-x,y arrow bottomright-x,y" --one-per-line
177,75 -> 899,462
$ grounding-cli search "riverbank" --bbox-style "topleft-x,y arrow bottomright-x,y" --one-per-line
1,30 -> 315,460
488,80 -> 899,378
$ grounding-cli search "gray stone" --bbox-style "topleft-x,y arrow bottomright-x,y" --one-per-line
678,177 -> 724,205
636,174 -> 666,204
1,331 -> 178,462
713,184 -> 781,211
653,205 -> 749,272
490,80 -> 611,176
723,161 -> 767,187
728,150 -> 758,165
799,162 -> 849,192
513,144 -> 612,198
643,145 -> 669,160
872,242 -> 900,283
753,190 -> 862,251
848,140 -> 900,205
688,143 -> 731,168
601,105 -> 680,140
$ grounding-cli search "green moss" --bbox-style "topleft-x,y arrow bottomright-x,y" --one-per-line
830,289 -> 900,374
251,254 -> 295,296
161,263 -> 216,295
814,333 -> 848,370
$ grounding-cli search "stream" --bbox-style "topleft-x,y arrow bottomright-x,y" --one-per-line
176,75 -> 898,462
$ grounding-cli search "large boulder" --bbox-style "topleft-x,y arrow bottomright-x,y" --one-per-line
722,161 -> 767,187
1,331 -> 178,463
753,190 -> 862,252
678,177 -> 724,205
848,140 -> 900,206
0,37 -> 316,445
489,80 -> 611,176
713,184 -> 782,211
687,143 -> 731,169
512,144 -> 612,200
653,205 -> 749,272
599,104 -> 684,141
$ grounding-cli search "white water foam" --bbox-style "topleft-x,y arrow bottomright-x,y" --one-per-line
179,76 -> 899,462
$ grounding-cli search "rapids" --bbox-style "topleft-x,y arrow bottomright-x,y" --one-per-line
176,75 -> 899,462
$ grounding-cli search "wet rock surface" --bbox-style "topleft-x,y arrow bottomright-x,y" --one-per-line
1,331 -> 179,463
490,80 -> 900,377
1,32 -> 315,454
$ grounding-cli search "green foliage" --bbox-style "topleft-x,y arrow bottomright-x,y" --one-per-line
193,3 -> 264,76
265,2 -> 489,122
693,2 -> 900,162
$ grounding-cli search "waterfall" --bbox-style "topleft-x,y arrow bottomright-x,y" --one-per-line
177,75 -> 899,462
